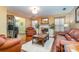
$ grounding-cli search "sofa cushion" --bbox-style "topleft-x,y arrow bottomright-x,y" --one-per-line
56,32 -> 66,36
0,39 -> 21,49
0,37 -> 6,46
65,34 -> 75,41
68,29 -> 79,41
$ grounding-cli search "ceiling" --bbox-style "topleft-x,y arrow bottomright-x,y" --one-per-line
7,6 -> 75,18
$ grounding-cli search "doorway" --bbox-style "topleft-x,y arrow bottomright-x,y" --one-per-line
32,20 -> 39,34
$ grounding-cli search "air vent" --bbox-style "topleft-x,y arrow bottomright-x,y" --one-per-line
62,8 -> 66,11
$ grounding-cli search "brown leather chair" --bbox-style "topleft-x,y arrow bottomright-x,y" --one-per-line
0,34 -> 22,52
26,27 -> 36,41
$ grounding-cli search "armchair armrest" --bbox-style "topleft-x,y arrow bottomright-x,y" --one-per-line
0,39 -> 21,49
60,39 -> 79,45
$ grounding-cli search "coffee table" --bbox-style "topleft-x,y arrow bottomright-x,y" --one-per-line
32,34 -> 49,46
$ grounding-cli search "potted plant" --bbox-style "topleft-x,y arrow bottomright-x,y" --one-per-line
35,23 -> 39,29
49,23 -> 55,29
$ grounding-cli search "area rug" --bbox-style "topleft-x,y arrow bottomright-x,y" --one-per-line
21,38 -> 54,52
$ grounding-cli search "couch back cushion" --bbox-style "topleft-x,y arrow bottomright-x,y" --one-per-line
56,32 -> 66,36
0,37 -> 6,46
68,29 -> 79,41
0,34 -> 6,39
0,39 -> 20,49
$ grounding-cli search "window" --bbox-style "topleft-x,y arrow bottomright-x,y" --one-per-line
55,17 -> 64,32
32,20 -> 38,29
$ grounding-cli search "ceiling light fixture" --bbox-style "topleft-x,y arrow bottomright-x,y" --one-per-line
30,6 -> 40,14
15,16 -> 20,19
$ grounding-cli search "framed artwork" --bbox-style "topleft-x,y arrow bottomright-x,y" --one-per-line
41,18 -> 49,24
75,6 -> 79,23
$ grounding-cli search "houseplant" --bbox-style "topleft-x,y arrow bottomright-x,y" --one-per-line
49,23 -> 55,29
35,23 -> 39,29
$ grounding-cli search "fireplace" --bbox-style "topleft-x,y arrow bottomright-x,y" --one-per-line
39,24 -> 49,34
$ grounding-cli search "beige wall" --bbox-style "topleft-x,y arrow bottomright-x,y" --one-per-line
25,18 -> 32,27
7,10 -> 28,18
65,9 -> 75,24
0,7 -> 7,35
7,11 -> 32,28
65,7 -> 79,29
48,16 -> 55,25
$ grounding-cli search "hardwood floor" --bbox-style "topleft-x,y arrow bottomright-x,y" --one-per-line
21,35 -> 32,44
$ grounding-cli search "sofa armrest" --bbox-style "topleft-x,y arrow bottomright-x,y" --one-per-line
60,39 -> 79,45
0,39 -> 21,49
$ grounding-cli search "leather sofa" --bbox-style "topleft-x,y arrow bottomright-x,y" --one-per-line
0,34 -> 22,52
52,29 -> 79,52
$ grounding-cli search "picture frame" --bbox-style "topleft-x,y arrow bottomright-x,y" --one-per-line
75,6 -> 79,23
41,18 -> 49,24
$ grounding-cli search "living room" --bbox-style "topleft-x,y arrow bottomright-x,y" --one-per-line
0,6 -> 79,52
